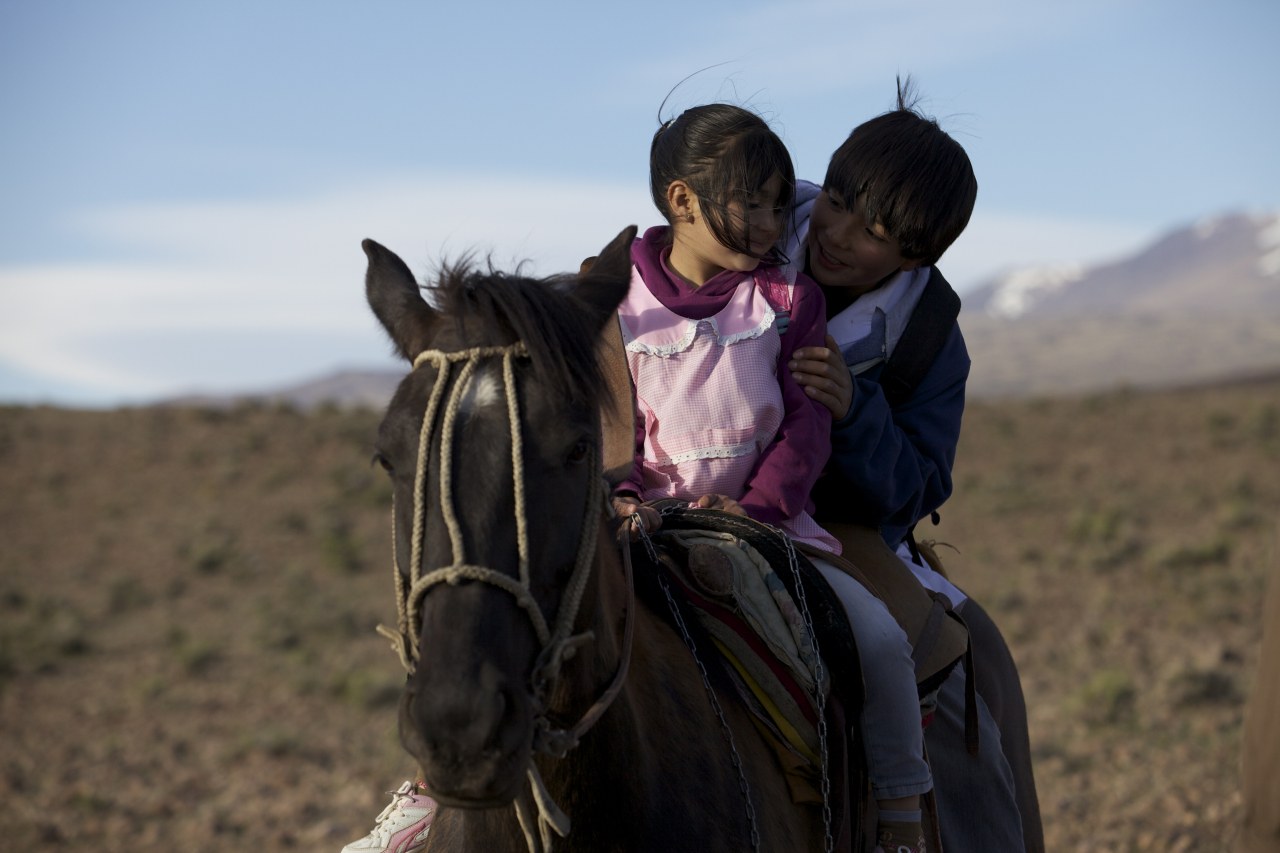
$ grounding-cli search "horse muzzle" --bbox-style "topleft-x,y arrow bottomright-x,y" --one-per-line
400,656 -> 536,806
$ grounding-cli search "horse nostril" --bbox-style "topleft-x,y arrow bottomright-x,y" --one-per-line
474,665 -> 519,740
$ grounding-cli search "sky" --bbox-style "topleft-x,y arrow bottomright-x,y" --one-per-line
2,0 -> 1278,408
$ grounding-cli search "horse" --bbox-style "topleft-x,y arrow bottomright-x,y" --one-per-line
362,226 -> 829,852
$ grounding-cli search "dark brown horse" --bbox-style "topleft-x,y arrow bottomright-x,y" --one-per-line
363,227 -> 826,852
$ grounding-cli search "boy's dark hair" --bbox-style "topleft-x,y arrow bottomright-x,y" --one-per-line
823,78 -> 977,265
650,103 -> 795,262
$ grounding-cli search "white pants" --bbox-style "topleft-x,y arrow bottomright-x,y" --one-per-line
813,558 -> 933,800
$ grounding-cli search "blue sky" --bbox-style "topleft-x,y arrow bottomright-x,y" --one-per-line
2,0 -> 1278,407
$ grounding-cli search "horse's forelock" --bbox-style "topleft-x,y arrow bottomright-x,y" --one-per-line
431,263 -> 606,412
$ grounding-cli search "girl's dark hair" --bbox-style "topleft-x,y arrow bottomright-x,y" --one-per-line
650,103 -> 795,261
823,77 -> 977,265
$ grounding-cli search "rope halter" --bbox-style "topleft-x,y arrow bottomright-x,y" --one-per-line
380,341 -> 602,689
376,340 -> 633,853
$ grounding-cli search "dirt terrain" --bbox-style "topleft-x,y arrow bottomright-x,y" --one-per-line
1,375 -> 1277,851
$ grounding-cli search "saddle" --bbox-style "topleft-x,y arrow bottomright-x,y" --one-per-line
647,504 -> 865,720
627,505 -> 863,851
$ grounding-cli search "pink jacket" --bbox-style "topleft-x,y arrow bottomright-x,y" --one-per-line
618,226 -> 838,552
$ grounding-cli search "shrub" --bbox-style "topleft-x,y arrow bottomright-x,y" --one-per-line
167,627 -> 222,676
179,525 -> 240,575
1158,536 -> 1232,570
321,517 -> 364,574
329,668 -> 403,710
1075,668 -> 1137,727
1168,669 -> 1241,708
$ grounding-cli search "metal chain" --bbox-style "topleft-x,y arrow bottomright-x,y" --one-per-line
633,518 -> 761,853
779,533 -> 835,853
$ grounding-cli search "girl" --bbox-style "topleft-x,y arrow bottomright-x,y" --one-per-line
612,103 -> 932,853
611,102 -> 837,554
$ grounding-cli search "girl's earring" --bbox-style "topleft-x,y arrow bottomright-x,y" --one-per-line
684,213 -> 695,224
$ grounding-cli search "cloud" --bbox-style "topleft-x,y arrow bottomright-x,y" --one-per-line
623,0 -> 1128,105
0,173 -> 654,403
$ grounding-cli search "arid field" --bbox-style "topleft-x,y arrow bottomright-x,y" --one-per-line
2,374 -> 1277,851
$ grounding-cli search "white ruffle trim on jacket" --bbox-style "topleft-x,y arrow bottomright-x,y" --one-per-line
622,308 -> 777,357
654,437 -> 768,467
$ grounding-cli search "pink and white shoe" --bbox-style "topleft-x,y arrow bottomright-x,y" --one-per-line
341,781 -> 436,853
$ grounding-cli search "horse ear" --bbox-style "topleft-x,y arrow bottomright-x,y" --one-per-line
363,239 -> 437,362
572,226 -> 637,333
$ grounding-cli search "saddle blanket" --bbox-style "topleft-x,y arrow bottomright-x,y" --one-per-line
655,528 -> 830,766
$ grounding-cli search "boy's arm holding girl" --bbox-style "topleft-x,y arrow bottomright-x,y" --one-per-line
791,320 -> 967,535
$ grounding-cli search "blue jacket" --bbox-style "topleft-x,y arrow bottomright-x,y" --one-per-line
811,267 -> 970,549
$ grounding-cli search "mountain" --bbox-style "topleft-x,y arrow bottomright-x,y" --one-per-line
256,370 -> 403,410
167,369 -> 403,411
964,211 -> 1280,320
960,211 -> 1280,398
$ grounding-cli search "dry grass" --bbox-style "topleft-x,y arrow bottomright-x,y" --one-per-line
936,376 -> 1279,851
1,378 -> 1276,851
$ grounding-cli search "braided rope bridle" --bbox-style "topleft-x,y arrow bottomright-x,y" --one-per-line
375,341 -> 635,853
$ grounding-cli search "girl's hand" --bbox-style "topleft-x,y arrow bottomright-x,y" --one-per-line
691,494 -> 747,517
612,496 -> 662,538
789,334 -> 853,419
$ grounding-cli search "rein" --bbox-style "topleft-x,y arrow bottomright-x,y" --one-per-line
375,341 -> 636,853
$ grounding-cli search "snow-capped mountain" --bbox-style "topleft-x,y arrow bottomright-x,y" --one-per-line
960,211 -> 1280,398
964,211 -> 1280,321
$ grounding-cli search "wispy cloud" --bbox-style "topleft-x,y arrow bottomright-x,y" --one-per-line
0,173 -> 654,402
625,0 -> 1127,105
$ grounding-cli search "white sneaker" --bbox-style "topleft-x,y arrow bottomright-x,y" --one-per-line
341,781 -> 436,853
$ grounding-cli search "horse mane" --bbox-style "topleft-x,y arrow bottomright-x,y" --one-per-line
430,261 -> 609,412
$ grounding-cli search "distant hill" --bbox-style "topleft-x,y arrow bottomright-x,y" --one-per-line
257,370 -> 402,411
960,211 -> 1280,398
167,370 -> 403,412
215,211 -> 1280,409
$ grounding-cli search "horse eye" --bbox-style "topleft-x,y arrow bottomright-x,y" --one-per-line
566,439 -> 591,465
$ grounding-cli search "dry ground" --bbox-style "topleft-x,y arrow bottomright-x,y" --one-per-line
1,376 -> 1277,851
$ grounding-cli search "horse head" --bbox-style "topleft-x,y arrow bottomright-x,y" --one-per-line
363,227 -> 635,808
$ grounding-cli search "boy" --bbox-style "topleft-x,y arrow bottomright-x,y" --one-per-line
785,80 -> 1044,852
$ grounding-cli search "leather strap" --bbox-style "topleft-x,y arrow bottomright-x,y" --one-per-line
596,310 -> 639,486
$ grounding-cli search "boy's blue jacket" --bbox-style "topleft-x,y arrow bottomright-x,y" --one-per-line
812,267 -> 970,550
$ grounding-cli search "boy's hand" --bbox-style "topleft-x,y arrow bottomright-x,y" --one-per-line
789,334 -> 853,419
691,494 -> 747,517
